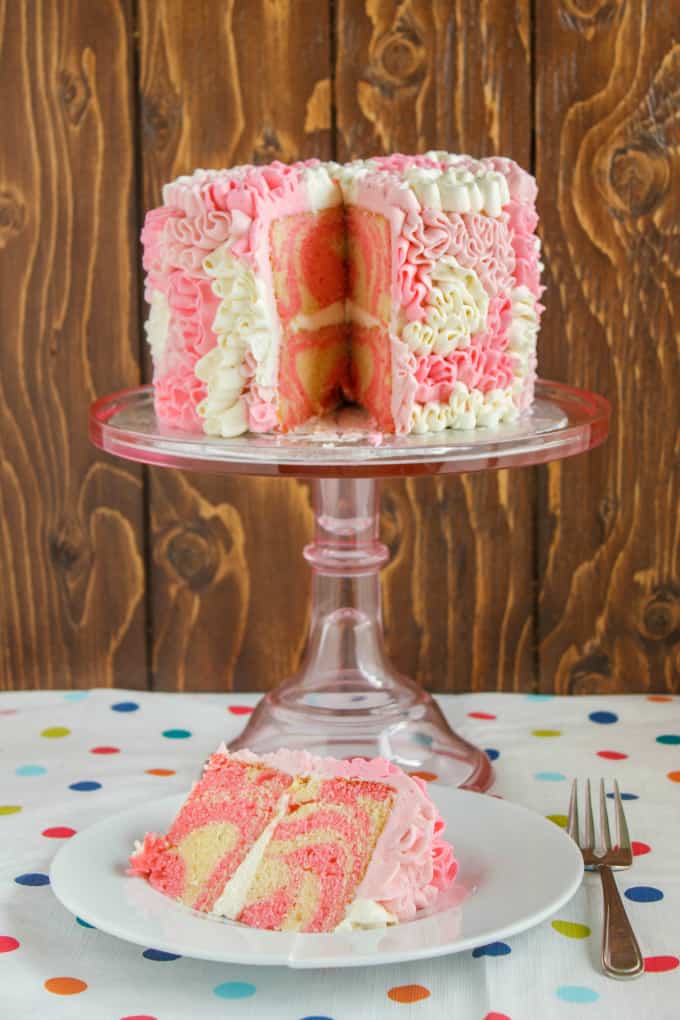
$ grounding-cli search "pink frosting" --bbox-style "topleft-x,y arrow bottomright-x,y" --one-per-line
228,747 -> 458,921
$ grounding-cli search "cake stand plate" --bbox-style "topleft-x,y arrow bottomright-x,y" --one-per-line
90,380 -> 609,791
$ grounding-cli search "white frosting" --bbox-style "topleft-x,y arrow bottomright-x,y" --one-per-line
345,300 -> 380,329
195,242 -> 278,437
409,382 -> 519,433
144,289 -> 170,368
211,795 -> 289,920
332,159 -> 510,216
290,301 -> 346,332
508,285 -> 540,390
303,164 -> 343,212
401,257 -> 488,356
334,898 -> 398,932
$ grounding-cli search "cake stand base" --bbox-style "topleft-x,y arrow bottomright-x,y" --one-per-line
227,477 -> 493,790
90,380 -> 610,794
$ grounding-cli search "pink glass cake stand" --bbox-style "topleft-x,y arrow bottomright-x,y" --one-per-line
90,379 -> 609,792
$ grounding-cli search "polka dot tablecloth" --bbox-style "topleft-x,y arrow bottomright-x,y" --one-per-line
1,690 -> 679,1020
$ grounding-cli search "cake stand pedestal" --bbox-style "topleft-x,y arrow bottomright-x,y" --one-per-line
90,379 -> 609,791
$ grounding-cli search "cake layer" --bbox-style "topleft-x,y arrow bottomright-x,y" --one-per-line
128,748 -> 458,933
142,153 -> 543,437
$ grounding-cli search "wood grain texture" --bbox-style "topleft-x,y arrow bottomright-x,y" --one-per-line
0,0 -> 146,690
138,0 -> 330,690
336,0 -> 536,691
535,0 -> 680,694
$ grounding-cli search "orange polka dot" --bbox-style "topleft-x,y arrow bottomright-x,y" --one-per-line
44,977 -> 88,995
409,771 -> 438,782
647,695 -> 673,702
145,768 -> 176,777
387,984 -> 431,1004
668,771 -> 680,783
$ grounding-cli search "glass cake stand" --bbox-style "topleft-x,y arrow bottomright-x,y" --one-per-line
90,380 -> 609,791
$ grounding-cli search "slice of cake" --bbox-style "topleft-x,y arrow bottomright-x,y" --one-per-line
128,748 -> 457,933
142,152 -> 543,437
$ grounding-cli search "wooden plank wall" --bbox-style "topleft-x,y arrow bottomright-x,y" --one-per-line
1,0 -> 677,695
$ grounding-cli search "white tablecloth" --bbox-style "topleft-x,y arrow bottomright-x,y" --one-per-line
1,689 -> 678,1019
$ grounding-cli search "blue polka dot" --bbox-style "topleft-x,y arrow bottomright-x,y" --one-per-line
69,781 -> 102,792
143,948 -> 182,961
15,765 -> 47,777
625,885 -> 664,903
485,748 -> 500,761
76,917 -> 95,928
111,701 -> 139,712
350,695 -> 366,702
299,1017 -> 334,1020
526,693 -> 554,701
589,711 -> 618,724
472,941 -> 511,958
162,728 -> 192,739
413,732 -> 433,748
606,791 -> 638,800
15,873 -> 50,886
556,985 -> 599,1004
63,691 -> 89,701
657,734 -> 680,745
214,981 -> 257,999
534,771 -> 567,782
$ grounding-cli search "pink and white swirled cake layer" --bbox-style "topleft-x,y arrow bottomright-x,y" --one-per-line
128,748 -> 457,933
142,153 -> 543,436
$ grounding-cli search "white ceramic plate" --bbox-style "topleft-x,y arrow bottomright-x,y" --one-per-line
50,789 -> 583,969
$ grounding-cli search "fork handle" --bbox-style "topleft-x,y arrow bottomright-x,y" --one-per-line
599,865 -> 644,979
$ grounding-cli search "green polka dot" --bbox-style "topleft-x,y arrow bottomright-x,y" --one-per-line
532,729 -> 562,737
552,920 -> 591,939
547,814 -> 568,828
0,805 -> 22,816
41,726 -> 70,739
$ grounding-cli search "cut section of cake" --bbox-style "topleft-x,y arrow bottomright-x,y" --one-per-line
142,152 -> 543,437
129,748 -> 457,933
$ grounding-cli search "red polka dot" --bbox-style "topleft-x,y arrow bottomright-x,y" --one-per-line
644,955 -> 679,973
0,936 -> 20,953
484,1014 -> 512,1020
119,1016 -> 158,1020
0,709 -> 17,715
632,841 -> 652,856
228,705 -> 253,715
42,826 -> 76,838
647,695 -> 673,702
387,984 -> 431,1003
597,750 -> 628,760
145,768 -> 176,776
468,711 -> 497,720
44,977 -> 88,995
90,746 -> 120,755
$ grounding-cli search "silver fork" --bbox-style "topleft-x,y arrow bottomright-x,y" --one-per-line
567,778 -> 644,979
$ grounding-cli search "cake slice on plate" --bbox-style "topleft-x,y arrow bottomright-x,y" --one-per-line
129,748 -> 457,933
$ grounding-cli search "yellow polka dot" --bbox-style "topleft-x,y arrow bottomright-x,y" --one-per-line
552,920 -> 591,939
547,814 -> 568,828
0,805 -> 22,815
532,729 -> 562,737
41,726 -> 70,739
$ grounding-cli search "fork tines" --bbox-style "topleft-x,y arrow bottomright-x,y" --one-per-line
568,778 -> 632,861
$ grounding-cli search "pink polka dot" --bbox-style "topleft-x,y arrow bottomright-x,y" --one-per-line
228,705 -> 254,715
644,955 -> 679,973
632,841 -> 652,856
597,750 -> 628,760
0,709 -> 17,715
90,746 -> 120,755
119,1016 -> 158,1020
42,826 -> 76,838
0,936 -> 20,953
468,711 -> 497,720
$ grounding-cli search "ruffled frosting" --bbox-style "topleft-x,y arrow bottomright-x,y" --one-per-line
227,747 -> 458,921
142,152 -> 542,437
